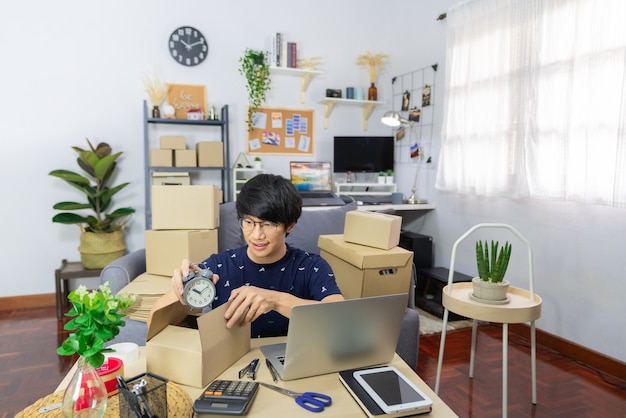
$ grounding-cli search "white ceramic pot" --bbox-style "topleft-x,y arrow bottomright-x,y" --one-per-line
471,277 -> 510,301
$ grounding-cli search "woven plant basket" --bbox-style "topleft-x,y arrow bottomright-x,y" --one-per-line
15,381 -> 193,417
79,230 -> 126,269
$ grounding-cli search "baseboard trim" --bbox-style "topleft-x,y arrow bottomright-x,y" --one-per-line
509,323 -> 626,382
0,293 -> 56,311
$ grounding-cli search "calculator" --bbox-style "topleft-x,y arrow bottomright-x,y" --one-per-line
193,380 -> 259,415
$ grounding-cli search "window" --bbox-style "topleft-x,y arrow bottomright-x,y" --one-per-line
436,0 -> 626,208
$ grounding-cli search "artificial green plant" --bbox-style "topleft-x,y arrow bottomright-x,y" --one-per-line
475,240 -> 512,283
49,139 -> 135,233
57,282 -> 136,368
239,48 -> 271,131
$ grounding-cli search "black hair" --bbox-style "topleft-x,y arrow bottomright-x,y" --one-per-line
236,174 -> 302,226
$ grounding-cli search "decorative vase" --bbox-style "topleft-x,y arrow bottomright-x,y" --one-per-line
78,230 -> 126,269
62,356 -> 108,418
471,277 -> 510,302
368,82 -> 378,100
152,105 -> 160,118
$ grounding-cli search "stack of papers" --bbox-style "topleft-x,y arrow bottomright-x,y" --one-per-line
118,273 -> 173,322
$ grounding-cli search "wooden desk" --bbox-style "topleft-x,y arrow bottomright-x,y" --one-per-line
55,260 -> 102,320
57,337 -> 457,417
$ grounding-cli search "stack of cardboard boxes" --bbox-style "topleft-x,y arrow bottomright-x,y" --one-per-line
318,211 -> 414,300
149,135 -> 224,168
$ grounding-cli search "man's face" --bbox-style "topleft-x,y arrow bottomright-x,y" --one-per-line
240,216 -> 294,264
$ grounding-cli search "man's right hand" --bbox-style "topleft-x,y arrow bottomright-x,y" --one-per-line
172,259 -> 202,305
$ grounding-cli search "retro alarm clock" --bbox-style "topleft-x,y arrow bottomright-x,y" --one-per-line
182,268 -> 216,309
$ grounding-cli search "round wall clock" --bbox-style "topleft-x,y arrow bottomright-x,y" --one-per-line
168,26 -> 208,66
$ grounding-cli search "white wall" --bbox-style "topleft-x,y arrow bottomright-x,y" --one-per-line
3,1 -> 624,363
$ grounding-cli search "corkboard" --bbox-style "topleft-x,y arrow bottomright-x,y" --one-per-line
246,106 -> 314,155
166,83 -> 207,119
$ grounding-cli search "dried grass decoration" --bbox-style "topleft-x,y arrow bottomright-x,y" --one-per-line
141,69 -> 167,117
355,51 -> 390,84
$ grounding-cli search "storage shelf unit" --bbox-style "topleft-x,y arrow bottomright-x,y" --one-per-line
335,182 -> 397,197
142,100 -> 231,229
233,167 -> 265,201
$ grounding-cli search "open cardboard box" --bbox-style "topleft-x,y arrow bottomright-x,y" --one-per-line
146,293 -> 250,388
318,234 -> 413,299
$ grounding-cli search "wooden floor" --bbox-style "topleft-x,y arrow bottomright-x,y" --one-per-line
1,306 -> 625,417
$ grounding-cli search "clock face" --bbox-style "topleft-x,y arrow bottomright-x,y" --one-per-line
183,276 -> 216,309
169,26 -> 208,66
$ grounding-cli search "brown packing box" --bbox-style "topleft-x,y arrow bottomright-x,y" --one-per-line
117,272 -> 173,322
151,185 -> 221,230
175,149 -> 197,167
150,149 -> 173,167
151,172 -> 191,186
343,210 -> 402,250
146,293 -> 250,388
196,142 -> 224,167
145,229 -> 218,276
160,135 -> 186,150
318,234 -> 413,299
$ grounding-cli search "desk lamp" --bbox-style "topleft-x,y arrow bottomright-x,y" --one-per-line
381,111 -> 427,204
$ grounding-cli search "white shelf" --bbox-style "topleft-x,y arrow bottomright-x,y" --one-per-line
270,67 -> 323,103
335,182 -> 397,196
319,98 -> 385,131
233,167 -> 265,200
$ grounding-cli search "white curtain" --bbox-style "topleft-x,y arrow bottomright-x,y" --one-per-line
436,0 -> 626,208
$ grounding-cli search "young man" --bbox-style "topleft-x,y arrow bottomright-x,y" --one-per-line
172,174 -> 344,337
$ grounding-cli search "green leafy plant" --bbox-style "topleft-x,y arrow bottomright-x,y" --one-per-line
476,240 -> 512,283
49,139 -> 135,233
57,282 -> 136,368
239,48 -> 271,131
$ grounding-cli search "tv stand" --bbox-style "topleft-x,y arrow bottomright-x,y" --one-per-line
335,182 -> 396,198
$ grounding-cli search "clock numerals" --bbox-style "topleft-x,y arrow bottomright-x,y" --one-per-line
169,26 -> 208,67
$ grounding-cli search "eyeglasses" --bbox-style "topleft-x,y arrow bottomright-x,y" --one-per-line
239,218 -> 280,235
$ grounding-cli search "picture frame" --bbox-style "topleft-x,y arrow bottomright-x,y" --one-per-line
166,83 -> 207,119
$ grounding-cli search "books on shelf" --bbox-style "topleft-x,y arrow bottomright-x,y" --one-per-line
270,32 -> 298,68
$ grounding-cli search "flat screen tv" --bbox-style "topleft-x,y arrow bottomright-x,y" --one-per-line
333,136 -> 394,173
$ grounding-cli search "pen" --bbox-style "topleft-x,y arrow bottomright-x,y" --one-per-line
266,358 -> 278,383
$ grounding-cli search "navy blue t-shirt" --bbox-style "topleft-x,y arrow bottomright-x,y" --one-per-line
197,245 -> 342,338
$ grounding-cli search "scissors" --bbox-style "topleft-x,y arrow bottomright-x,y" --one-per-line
259,382 -> 332,413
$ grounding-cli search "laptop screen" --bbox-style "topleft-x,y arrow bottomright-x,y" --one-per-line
289,162 -> 333,191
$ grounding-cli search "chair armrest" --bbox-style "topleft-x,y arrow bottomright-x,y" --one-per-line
100,249 -> 146,294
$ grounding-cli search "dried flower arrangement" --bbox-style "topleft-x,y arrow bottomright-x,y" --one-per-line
355,51 -> 390,84
141,68 -> 167,107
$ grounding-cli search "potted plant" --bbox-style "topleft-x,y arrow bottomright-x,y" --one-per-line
378,171 -> 386,184
253,156 -> 262,169
49,139 -> 135,269
472,240 -> 512,302
57,282 -> 136,416
386,169 -> 394,184
239,48 -> 271,131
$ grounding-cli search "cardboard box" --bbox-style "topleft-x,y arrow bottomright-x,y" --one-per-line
175,149 -> 197,167
196,142 -> 224,167
151,172 -> 191,186
160,135 -> 186,150
145,229 -> 218,276
146,293 -> 250,388
117,272 -> 174,322
318,234 -> 413,299
151,185 -> 221,230
150,149 -> 173,167
344,210 -> 402,250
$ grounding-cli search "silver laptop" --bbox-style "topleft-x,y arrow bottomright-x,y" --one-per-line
289,161 -> 346,206
260,293 -> 408,381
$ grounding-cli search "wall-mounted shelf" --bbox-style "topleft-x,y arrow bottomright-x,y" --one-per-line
319,98 -> 385,131
270,67 -> 323,103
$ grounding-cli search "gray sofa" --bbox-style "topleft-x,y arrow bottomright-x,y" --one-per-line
101,201 -> 421,369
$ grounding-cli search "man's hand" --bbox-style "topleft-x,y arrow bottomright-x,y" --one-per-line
172,259 -> 218,305
224,286 -> 275,329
